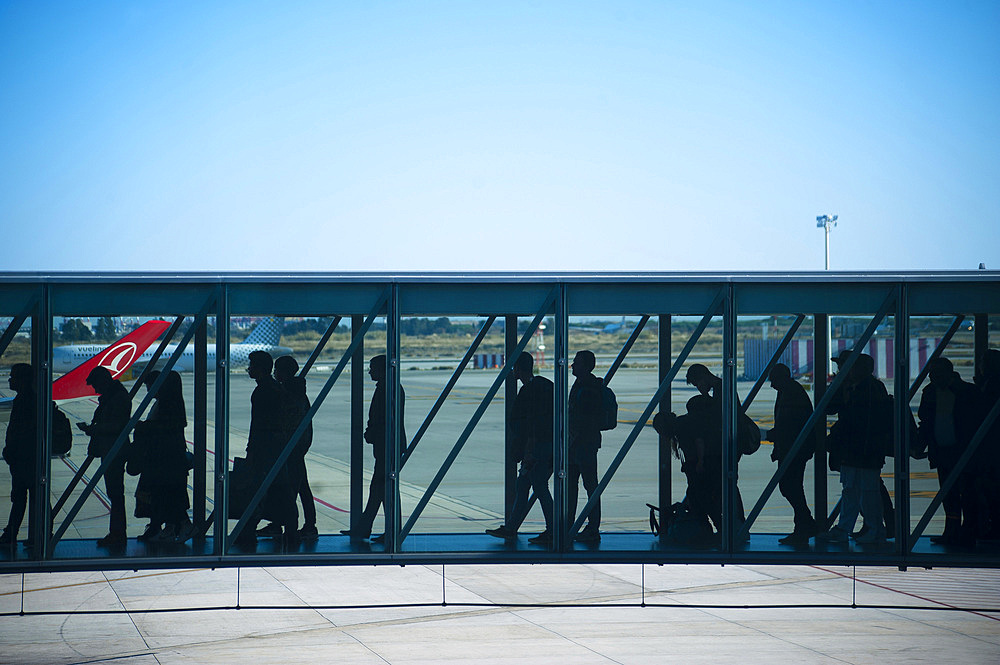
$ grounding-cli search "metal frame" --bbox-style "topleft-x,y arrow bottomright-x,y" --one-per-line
569,288 -> 726,538
0,271 -> 996,573
736,289 -> 897,541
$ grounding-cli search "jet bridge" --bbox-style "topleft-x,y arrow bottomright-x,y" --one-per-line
0,271 -> 998,573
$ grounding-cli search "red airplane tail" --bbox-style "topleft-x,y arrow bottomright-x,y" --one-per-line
52,320 -> 171,401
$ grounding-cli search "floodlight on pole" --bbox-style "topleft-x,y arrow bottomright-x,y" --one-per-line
816,214 -> 838,379
816,214 -> 838,270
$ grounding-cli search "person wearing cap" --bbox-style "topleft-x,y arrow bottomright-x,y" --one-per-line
818,353 -> 891,545
77,366 -> 132,549
827,349 -> 896,539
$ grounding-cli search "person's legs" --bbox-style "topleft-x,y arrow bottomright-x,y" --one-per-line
879,478 -> 895,538
579,449 -> 600,532
358,453 -> 385,537
858,468 -> 886,541
528,458 -> 554,534
507,462 -> 534,531
3,472 -> 29,542
104,455 -> 127,539
836,466 -> 862,535
779,456 -> 815,533
687,472 -> 720,532
567,462 -> 581,529
934,458 -> 961,541
297,459 -> 316,528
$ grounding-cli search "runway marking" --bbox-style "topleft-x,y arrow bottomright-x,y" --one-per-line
0,568 -> 203,596
810,565 -> 1000,622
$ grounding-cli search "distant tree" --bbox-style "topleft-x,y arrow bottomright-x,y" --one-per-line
94,316 -> 117,341
60,318 -> 93,342
433,317 -> 452,334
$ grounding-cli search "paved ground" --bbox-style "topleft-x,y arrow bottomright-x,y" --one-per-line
2,563 -> 999,664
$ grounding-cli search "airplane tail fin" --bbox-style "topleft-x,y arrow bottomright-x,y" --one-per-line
241,317 -> 284,346
52,320 -> 171,401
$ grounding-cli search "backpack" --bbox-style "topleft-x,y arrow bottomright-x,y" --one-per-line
601,383 -> 618,431
51,403 -> 72,456
650,500 -> 716,547
738,412 -> 761,455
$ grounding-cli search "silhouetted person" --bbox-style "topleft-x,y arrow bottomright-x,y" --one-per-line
343,355 -> 405,542
685,363 -> 747,530
131,371 -> 192,543
975,349 -> 1000,540
766,363 -> 817,544
654,395 -> 724,533
917,357 -> 979,545
568,350 -> 603,543
272,355 -> 317,542
827,350 -> 895,539
819,353 -> 890,544
2,364 -> 40,546
78,366 -> 131,548
486,352 -> 554,545
236,350 -> 297,547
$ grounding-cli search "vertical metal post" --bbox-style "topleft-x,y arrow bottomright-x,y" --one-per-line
504,315 -> 518,524
193,311 -> 207,531
975,313 -> 989,374
32,286 -> 51,559
350,315 -> 364,535
553,286 -> 568,552
813,313 -> 829,523
894,284 -> 910,556
658,314 -> 672,519
721,284 -> 738,551
385,284 -> 401,551
213,287 -> 229,556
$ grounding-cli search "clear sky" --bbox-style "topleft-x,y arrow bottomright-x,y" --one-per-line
2,1 -> 998,273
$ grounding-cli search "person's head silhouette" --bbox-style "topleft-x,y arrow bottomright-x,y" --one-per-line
571,350 -> 596,378
274,355 -> 299,383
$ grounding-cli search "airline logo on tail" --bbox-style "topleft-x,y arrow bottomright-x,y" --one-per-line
52,320 -> 171,401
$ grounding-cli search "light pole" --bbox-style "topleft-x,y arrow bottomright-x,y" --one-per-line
816,214 -> 838,270
816,214 -> 838,378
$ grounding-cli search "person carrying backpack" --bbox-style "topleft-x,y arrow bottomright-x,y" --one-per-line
568,350 -> 604,543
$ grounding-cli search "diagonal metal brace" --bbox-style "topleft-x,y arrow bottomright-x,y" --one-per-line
129,316 -> 186,399
300,316 -> 342,378
740,314 -> 806,412
401,316 -> 496,468
226,291 -> 388,549
399,289 -> 557,541
603,316 -> 650,386
907,315 -> 965,401
50,294 -> 215,549
735,290 -> 896,541
0,296 -> 37,359
908,392 -> 1000,548
570,288 -> 726,537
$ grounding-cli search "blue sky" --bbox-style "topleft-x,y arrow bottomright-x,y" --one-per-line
2,1 -> 998,272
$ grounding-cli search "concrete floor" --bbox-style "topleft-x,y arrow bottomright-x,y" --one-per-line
2,563 -> 999,664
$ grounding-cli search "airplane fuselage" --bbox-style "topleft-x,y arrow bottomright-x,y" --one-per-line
52,343 -> 294,374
